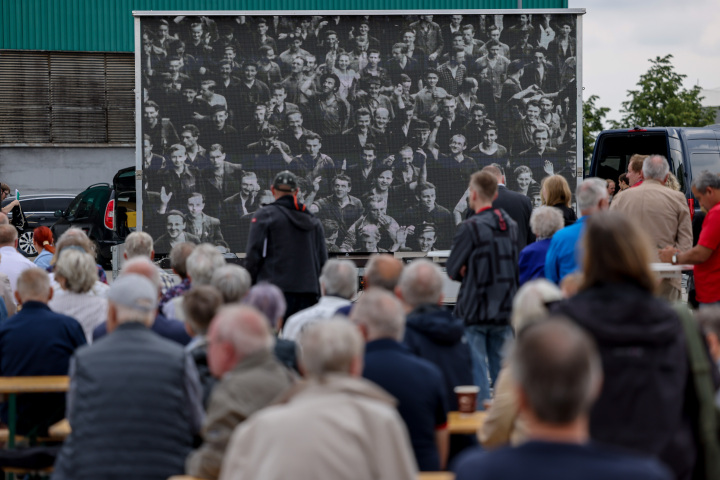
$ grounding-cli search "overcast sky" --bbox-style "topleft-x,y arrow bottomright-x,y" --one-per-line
568,0 -> 720,125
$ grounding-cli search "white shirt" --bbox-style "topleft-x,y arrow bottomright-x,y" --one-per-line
49,291 -> 108,343
0,245 -> 37,303
281,296 -> 352,341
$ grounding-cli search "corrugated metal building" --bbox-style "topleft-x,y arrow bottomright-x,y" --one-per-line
0,0 -> 567,194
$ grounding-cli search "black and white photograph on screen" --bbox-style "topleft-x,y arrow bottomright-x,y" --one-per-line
139,12 -> 580,254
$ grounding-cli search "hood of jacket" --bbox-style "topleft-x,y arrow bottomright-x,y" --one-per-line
406,304 -> 465,345
270,195 -> 318,232
552,282 -> 681,347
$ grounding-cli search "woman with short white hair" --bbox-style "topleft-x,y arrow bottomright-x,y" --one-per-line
517,206 -> 564,285
48,248 -> 108,343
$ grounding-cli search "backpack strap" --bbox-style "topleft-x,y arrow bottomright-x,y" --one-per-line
673,303 -> 720,480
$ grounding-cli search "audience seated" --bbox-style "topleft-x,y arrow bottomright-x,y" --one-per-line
0,224 -> 37,303
51,228 -> 109,292
93,257 -> 191,345
210,264 -> 252,303
397,259 -> 473,411
183,285 -> 224,407
53,274 -> 203,480
124,231 -> 179,296
335,253 -> 403,316
48,248 -> 108,343
218,319 -> 417,480
282,259 -> 357,340
164,243 -> 227,321
186,305 -> 295,480
454,318 -> 672,480
159,241 -> 197,311
0,268 -> 86,435
352,288 -> 449,471
242,282 -> 299,372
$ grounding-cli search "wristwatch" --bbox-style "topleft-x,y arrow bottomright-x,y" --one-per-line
671,253 -> 678,265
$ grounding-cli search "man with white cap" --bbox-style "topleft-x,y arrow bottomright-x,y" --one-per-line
52,274 -> 204,480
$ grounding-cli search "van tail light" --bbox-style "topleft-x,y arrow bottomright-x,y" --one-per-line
104,199 -> 115,230
688,199 -> 695,221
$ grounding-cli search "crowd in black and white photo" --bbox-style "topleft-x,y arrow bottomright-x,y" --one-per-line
140,13 -> 579,253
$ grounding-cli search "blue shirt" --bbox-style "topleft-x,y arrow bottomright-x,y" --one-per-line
545,215 -> 587,284
34,249 -> 54,269
518,238 -> 552,285
0,301 -> 86,433
362,338 -> 448,471
454,440 -> 672,480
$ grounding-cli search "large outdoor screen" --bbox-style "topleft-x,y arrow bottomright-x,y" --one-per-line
137,12 -> 581,255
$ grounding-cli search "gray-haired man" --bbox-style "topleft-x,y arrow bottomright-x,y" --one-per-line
53,274 -> 203,479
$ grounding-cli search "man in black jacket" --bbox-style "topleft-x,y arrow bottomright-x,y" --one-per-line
446,170 -> 519,406
483,164 -> 534,249
245,171 -> 328,319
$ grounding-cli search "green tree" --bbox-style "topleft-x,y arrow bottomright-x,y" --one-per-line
583,94 -> 609,166
613,54 -> 715,128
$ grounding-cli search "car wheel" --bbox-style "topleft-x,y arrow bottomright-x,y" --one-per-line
18,231 -> 37,257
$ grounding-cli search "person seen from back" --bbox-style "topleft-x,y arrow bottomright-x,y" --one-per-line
218,319 -> 417,480
186,305 -> 295,480
352,288 -> 449,471
0,268 -> 85,435
454,318 -> 672,480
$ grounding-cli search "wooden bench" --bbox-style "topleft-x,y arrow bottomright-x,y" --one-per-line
0,376 -> 69,449
0,377 -> 69,479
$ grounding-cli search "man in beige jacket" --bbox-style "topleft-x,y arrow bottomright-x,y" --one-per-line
610,154 -> 692,300
218,319 -> 417,480
186,305 -> 295,480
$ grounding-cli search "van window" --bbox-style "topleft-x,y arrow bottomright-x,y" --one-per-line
593,132 -> 668,182
670,149 -> 686,193
691,152 -> 720,176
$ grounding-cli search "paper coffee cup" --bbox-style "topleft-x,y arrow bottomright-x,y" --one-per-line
454,385 -> 480,413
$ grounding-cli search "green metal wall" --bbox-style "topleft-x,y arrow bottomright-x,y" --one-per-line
0,0 -> 567,52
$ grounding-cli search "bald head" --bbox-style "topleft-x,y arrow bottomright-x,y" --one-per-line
0,213 -> 9,225
0,224 -> 18,247
208,305 -> 275,377
364,254 -> 403,291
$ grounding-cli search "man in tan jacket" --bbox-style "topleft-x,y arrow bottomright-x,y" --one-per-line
610,154 -> 692,300
219,320 -> 417,480
186,305 -> 295,480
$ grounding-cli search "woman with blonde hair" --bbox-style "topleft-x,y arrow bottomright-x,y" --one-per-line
48,248 -> 107,343
552,211 -> 692,478
541,174 -> 576,226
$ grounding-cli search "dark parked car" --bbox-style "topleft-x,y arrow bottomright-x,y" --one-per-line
52,167 -> 136,267
1,194 -> 76,257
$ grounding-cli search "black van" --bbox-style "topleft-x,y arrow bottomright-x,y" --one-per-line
588,126 -> 720,229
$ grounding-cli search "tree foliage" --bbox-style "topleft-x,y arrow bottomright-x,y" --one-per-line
582,94 -> 609,163
613,54 -> 715,128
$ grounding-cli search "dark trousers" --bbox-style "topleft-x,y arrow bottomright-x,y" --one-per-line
281,292 -> 319,327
